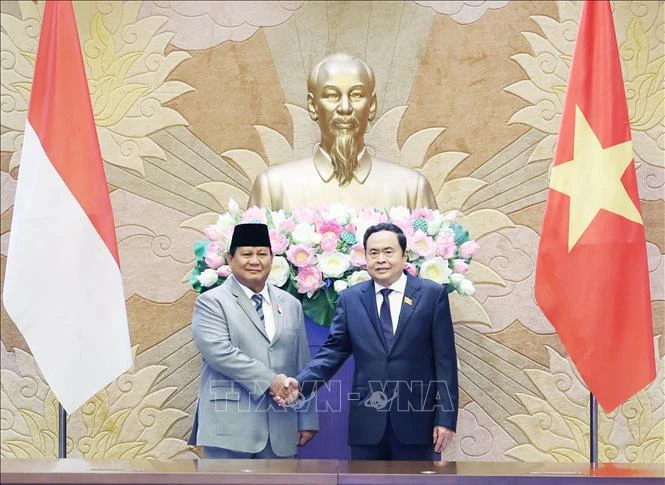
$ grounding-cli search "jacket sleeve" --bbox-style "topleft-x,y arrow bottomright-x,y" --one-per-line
295,302 -> 320,431
296,292 -> 353,397
191,292 -> 277,400
432,285 -> 459,430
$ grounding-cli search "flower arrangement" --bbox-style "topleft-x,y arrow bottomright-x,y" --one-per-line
190,200 -> 479,326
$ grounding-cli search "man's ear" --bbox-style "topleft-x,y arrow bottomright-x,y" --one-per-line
307,92 -> 318,121
369,92 -> 377,122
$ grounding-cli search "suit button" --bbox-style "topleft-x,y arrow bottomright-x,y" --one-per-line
269,347 -> 273,352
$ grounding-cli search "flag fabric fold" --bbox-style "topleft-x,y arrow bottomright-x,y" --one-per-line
535,0 -> 655,412
3,0 -> 132,413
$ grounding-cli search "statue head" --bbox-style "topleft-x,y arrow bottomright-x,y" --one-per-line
307,53 -> 377,185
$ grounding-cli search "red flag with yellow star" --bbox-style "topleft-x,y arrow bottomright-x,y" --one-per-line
535,0 -> 655,412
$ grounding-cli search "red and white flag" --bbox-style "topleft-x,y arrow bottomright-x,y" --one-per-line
3,0 -> 132,413
535,0 -> 655,412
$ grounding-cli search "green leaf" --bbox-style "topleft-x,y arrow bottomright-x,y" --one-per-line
194,240 -> 209,259
302,288 -> 337,326
451,223 -> 469,246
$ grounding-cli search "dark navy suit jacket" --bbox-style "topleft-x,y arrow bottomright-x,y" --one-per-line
297,274 -> 458,446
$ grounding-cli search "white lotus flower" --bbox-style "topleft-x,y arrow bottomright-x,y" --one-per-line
292,223 -> 317,245
317,252 -> 351,278
389,206 -> 411,221
268,256 -> 290,287
419,257 -> 452,284
198,269 -> 219,287
325,204 -> 354,225
333,280 -> 349,293
348,270 -> 371,286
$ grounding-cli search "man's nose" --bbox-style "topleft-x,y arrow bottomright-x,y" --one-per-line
337,95 -> 352,114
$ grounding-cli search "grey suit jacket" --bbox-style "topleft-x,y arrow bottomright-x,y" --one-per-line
188,277 -> 318,456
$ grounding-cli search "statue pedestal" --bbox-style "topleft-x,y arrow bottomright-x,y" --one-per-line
297,318 -> 353,459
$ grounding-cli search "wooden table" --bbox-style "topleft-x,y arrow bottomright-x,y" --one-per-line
0,459 -> 338,485
2,459 -> 663,485
338,461 -> 665,484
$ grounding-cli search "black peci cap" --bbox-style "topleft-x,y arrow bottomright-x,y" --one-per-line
230,223 -> 271,251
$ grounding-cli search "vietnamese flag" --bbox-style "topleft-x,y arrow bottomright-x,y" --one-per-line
3,1 -> 132,413
535,0 -> 655,412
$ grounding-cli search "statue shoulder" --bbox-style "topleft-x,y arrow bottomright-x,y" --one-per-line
371,157 -> 426,179
371,157 -> 437,209
259,157 -> 316,179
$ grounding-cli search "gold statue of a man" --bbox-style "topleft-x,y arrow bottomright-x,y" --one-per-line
248,53 -> 437,211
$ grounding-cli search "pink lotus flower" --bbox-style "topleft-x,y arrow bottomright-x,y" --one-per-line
404,262 -> 418,276
204,225 -> 224,242
216,265 -> 232,277
269,229 -> 289,254
392,218 -> 414,238
296,266 -> 323,295
444,210 -> 458,223
278,218 -> 296,232
286,245 -> 316,268
204,243 -> 225,269
317,220 -> 343,238
453,259 -> 470,275
459,240 -> 480,259
436,233 -> 457,259
408,230 -> 437,258
241,206 -> 267,223
358,207 -> 388,224
320,233 -> 339,252
349,243 -> 366,268
412,208 -> 434,221
293,207 -> 322,224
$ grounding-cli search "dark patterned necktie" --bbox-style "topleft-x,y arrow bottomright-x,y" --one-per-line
379,288 -> 394,350
251,294 -> 266,332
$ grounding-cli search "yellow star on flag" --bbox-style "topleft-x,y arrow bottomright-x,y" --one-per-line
549,106 -> 642,252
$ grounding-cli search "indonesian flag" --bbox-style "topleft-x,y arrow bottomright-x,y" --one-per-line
535,0 -> 655,412
3,1 -> 132,413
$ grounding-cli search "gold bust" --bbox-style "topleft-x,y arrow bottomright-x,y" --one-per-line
248,53 -> 437,211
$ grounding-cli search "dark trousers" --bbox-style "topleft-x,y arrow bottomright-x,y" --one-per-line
350,414 -> 433,460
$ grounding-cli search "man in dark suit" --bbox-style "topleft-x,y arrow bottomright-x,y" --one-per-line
279,223 -> 458,460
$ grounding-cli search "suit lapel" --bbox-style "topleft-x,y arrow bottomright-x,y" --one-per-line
360,281 -> 389,353
391,275 -> 422,353
267,285 -> 283,346
226,278 -> 270,342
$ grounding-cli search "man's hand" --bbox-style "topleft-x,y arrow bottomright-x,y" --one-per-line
269,374 -> 299,405
433,426 -> 455,454
297,430 -> 317,447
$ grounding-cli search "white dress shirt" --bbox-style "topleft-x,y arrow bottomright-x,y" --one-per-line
233,276 -> 276,342
374,273 -> 407,334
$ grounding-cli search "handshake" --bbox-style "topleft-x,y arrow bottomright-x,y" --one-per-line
269,374 -> 300,406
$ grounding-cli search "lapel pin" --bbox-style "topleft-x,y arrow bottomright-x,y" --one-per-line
276,303 -> 283,314
404,297 -> 413,306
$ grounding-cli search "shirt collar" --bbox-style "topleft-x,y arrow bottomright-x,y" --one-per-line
232,276 -> 272,304
374,272 -> 407,295
313,144 -> 372,184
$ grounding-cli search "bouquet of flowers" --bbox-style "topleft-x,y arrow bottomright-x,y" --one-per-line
190,200 -> 479,326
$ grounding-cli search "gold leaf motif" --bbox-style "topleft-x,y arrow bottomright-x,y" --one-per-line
1,2 -> 193,174
86,13 -> 115,75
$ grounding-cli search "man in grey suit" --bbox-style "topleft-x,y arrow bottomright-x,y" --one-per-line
188,223 -> 318,458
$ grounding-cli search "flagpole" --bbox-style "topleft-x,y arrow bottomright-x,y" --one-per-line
58,403 -> 67,458
589,392 -> 598,467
